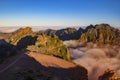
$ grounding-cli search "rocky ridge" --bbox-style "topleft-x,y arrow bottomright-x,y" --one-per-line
9,27 -> 70,60
80,24 -> 120,45
43,24 -> 120,45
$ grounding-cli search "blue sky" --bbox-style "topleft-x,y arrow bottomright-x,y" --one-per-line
0,0 -> 120,27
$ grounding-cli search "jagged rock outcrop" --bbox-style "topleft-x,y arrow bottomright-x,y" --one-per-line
9,27 -> 71,60
41,27 -> 84,41
43,24 -> 120,45
55,28 -> 77,40
55,27 -> 84,40
44,29 -> 56,37
80,24 -> 120,45
98,69 -> 119,80
10,27 -> 34,45
27,33 -> 71,60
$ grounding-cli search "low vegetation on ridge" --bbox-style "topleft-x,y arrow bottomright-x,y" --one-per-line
8,27 -> 71,61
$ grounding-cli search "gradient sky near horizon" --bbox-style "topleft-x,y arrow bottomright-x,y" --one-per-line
0,0 -> 120,27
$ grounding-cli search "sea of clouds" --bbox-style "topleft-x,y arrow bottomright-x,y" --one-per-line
64,40 -> 120,80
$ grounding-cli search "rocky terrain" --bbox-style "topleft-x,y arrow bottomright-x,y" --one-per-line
44,24 -> 120,45
0,23 -> 120,80
99,69 -> 119,80
10,27 -> 34,45
39,27 -> 83,40
79,24 -> 120,45
8,27 -> 70,61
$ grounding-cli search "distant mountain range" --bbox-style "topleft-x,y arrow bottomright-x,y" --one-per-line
0,23 -> 120,45
0,25 -> 119,33
38,24 -> 120,45
0,26 -> 80,33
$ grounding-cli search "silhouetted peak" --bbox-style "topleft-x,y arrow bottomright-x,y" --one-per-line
85,24 -> 95,31
77,27 -> 84,33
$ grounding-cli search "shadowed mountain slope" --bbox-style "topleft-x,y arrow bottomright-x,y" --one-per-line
0,39 -> 16,63
0,52 -> 88,80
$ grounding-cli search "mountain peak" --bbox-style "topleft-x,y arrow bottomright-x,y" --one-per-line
10,27 -> 33,45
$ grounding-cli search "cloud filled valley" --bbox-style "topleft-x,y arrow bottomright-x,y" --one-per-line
64,41 -> 120,80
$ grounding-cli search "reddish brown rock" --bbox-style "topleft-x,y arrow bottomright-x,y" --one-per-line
98,69 -> 119,80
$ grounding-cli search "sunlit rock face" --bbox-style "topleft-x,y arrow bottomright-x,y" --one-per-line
10,27 -> 33,45
80,24 -> 120,45
98,69 -> 119,80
